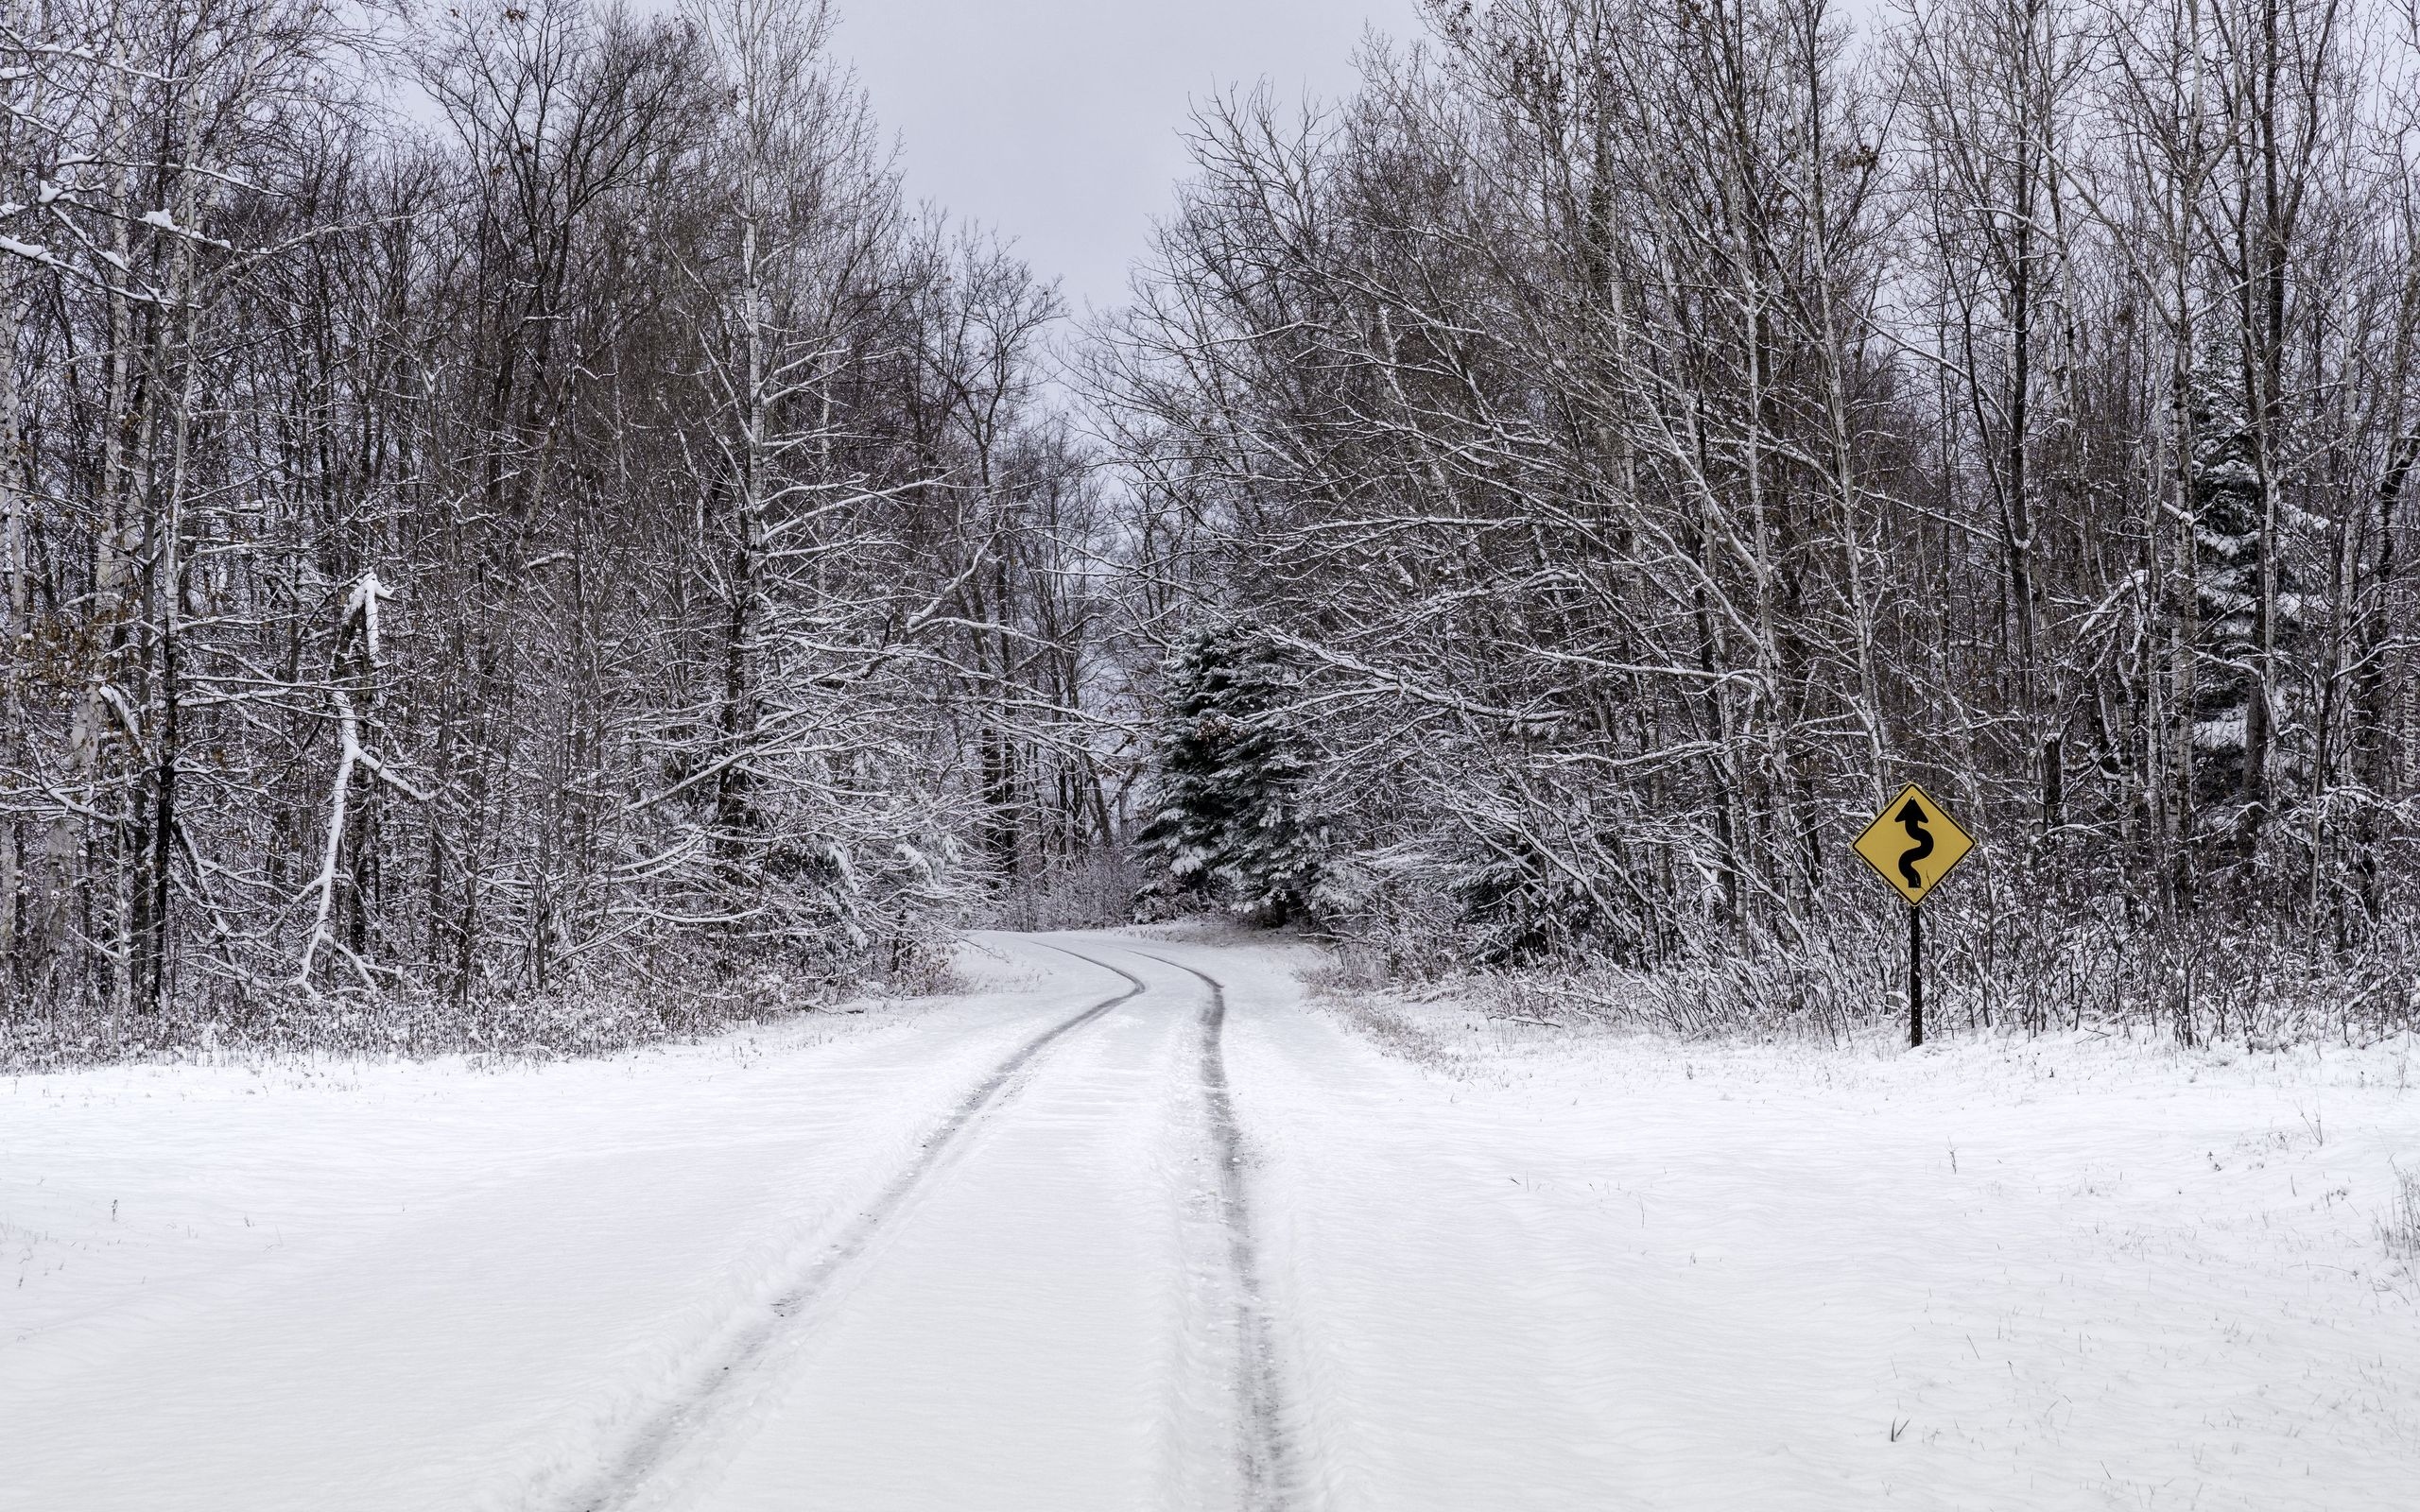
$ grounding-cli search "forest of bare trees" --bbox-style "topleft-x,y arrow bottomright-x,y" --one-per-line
10,0 -> 2420,1057
0,0 -> 1127,1056
1105,0 -> 2420,1039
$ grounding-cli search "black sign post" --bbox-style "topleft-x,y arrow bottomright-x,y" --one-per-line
1909,903 -> 1923,1048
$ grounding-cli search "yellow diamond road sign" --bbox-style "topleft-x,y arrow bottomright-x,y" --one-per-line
1854,783 -> 1975,907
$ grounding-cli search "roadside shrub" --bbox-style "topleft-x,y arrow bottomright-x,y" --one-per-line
1398,903 -> 2420,1046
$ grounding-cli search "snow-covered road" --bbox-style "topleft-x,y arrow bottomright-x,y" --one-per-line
7,930 -> 2420,1509
579,941 -> 1279,1512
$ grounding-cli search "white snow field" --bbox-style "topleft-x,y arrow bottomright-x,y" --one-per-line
5,930 -> 2419,1511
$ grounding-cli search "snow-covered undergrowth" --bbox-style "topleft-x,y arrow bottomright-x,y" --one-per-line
987,850 -> 1144,931
1316,902 -> 2420,1048
1280,964 -> 2420,1506
0,954 -> 968,1075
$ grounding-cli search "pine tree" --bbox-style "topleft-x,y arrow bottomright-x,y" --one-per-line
1134,625 -> 1326,925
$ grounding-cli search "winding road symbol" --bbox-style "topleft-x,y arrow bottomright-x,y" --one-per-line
1853,783 -> 1974,906
1894,798 -> 1934,890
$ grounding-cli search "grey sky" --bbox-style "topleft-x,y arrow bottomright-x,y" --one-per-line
836,1 -> 1427,319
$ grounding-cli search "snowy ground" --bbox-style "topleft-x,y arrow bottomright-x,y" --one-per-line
5,930 -> 2418,1509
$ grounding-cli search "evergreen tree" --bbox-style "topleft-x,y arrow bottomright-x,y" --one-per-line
1134,626 -> 1326,925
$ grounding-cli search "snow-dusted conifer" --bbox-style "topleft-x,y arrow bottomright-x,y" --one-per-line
1135,626 -> 1325,926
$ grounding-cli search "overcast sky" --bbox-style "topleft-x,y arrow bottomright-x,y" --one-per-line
836,0 -> 1427,319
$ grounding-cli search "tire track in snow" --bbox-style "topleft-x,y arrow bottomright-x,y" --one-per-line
569,946 -> 1145,1512
1098,945 -> 1291,1512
